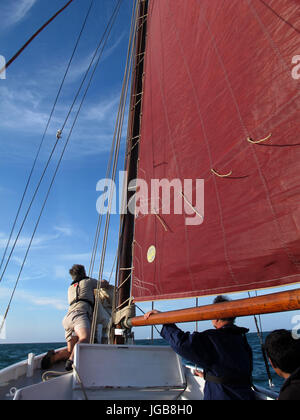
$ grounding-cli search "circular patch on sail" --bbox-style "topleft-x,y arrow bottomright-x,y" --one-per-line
147,246 -> 156,263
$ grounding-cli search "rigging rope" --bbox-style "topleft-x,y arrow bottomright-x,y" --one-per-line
88,0 -> 138,281
0,0 -> 119,286
0,0 -> 98,284
87,0 -> 136,281
0,0 -> 76,76
90,0 -> 139,344
105,0 -> 149,341
247,291 -> 274,388
0,0 -> 124,335
0,0 -> 95,276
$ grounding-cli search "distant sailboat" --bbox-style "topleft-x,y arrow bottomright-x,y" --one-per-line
1,0 -> 300,400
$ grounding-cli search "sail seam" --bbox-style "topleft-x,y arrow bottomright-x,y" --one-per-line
202,13 -> 300,272
256,0 -> 300,35
150,0 -> 199,290
165,2 -> 238,285
247,0 -> 291,76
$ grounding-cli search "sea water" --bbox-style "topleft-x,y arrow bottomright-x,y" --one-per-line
0,333 -> 284,392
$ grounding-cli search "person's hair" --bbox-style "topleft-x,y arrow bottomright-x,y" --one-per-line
213,295 -> 236,323
69,264 -> 87,282
264,329 -> 300,374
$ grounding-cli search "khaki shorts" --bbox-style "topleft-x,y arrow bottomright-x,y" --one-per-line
62,310 -> 91,342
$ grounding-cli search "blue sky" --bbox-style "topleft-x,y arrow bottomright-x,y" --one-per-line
0,0 -> 299,344
0,0 -> 133,343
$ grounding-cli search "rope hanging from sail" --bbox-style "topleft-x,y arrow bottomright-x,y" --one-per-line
247,133 -> 272,144
153,210 -> 169,232
0,0 -> 76,76
0,0 -> 95,278
211,168 -> 233,178
0,0 -> 124,336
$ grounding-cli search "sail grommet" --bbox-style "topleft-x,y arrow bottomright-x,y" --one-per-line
147,245 -> 156,263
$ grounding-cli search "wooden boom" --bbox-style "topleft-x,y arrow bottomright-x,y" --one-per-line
128,288 -> 300,327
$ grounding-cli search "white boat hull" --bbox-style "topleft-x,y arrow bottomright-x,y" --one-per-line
0,344 -> 277,400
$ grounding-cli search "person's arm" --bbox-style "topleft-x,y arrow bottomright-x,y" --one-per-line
99,279 -> 109,288
160,324 -> 205,366
91,278 -> 109,289
144,311 -> 212,368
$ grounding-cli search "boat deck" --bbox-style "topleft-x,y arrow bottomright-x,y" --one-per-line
0,361 -> 66,400
0,344 -> 278,400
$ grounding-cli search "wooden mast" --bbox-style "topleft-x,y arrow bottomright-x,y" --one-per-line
128,288 -> 300,327
114,0 -> 148,344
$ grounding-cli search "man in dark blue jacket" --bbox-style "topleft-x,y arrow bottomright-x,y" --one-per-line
144,296 -> 256,400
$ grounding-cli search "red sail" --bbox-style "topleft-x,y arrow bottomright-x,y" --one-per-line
131,0 -> 300,302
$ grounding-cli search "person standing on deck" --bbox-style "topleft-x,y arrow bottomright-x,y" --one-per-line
144,296 -> 256,400
41,264 -> 110,371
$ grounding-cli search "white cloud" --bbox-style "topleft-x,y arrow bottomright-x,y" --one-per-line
0,233 -> 58,250
0,0 -> 38,29
58,253 -> 91,262
81,95 -> 120,123
0,185 -> 13,196
54,265 -> 68,279
0,81 -> 123,160
64,52 -> 96,84
59,33 -> 126,84
24,293 -> 67,311
102,33 -> 125,62
11,256 -> 24,266
54,226 -> 73,237
0,225 -> 73,251
0,85 -> 54,133
0,286 -> 67,311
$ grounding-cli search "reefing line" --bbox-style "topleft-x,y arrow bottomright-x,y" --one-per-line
247,133 -> 272,144
211,168 -> 233,178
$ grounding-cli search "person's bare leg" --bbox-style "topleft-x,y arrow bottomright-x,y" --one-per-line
51,336 -> 78,364
69,328 -> 90,361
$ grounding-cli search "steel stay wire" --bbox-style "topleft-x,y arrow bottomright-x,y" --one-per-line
0,0 -> 95,275
0,1 -> 103,285
0,0 -> 120,286
0,0 -> 123,334
88,0 -> 138,281
0,0 -> 76,76
90,0 -> 138,344
247,291 -> 274,388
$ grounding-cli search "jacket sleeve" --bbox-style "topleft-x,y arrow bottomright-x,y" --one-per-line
160,324 -> 213,369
